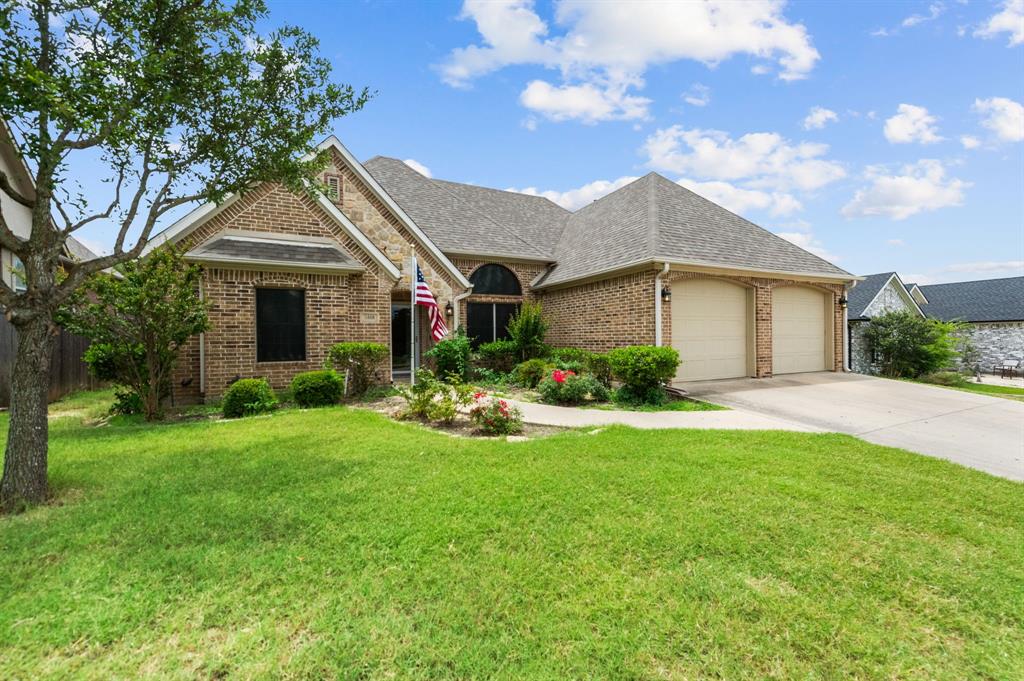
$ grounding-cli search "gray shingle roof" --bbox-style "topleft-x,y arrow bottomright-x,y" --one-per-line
847,272 -> 898,320
364,159 -> 852,286
918,276 -> 1024,322
538,173 -> 851,286
362,157 -> 553,260
188,234 -> 363,271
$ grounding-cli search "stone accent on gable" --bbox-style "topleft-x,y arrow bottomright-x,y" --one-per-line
321,151 -> 461,307
849,276 -> 918,374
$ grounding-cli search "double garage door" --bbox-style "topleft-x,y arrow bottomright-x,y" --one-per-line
671,279 -> 829,381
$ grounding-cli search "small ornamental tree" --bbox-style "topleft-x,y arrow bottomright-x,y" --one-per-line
60,247 -> 209,420
0,0 -> 368,510
862,311 -> 963,378
507,301 -> 548,361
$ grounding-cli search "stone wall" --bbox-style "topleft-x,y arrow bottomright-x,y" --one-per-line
961,321 -> 1024,372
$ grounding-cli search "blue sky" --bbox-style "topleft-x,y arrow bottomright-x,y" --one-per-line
83,0 -> 1024,284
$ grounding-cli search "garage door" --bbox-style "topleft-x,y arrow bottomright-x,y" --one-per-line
772,286 -> 827,374
671,279 -> 749,381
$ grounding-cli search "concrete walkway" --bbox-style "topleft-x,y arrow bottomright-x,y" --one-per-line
511,399 -> 820,432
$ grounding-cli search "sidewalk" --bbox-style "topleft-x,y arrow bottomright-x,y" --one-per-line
509,399 -> 821,432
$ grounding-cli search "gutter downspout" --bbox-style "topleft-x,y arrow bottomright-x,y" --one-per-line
654,262 -> 670,346
198,278 -> 206,396
842,284 -> 852,372
452,287 -> 474,331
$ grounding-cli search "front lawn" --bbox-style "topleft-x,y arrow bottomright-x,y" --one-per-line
941,380 -> 1024,400
1,392 -> 1021,678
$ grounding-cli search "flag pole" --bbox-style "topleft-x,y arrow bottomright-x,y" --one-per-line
410,248 -> 417,386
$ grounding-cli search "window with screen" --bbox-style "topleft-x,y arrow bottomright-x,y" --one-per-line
469,264 -> 521,295
256,288 -> 306,362
325,175 -> 341,203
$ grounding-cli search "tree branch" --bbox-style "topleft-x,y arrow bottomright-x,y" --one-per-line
0,169 -> 34,209
56,168 -> 125,234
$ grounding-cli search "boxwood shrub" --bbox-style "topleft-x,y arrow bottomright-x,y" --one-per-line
607,346 -> 680,405
325,342 -> 389,396
223,378 -> 278,418
291,370 -> 344,408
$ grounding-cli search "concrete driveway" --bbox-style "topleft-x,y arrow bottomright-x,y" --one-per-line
678,372 -> 1024,481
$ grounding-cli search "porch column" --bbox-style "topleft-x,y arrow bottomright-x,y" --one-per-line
754,284 -> 773,378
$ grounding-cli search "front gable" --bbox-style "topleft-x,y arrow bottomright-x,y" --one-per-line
863,274 -> 924,319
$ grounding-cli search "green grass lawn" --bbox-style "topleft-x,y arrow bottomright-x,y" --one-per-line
914,378 -> 1024,401
1,391 -> 1022,679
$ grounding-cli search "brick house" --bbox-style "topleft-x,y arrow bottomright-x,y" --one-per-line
147,136 -> 857,401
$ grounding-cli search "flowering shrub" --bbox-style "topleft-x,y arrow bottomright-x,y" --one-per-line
398,370 -> 474,425
469,391 -> 523,435
537,369 -> 609,405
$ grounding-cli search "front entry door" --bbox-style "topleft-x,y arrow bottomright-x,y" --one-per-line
391,303 -> 411,374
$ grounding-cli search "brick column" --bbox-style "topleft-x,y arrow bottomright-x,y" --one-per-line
754,284 -> 772,378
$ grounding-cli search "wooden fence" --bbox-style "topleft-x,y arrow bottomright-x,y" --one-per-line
0,316 -> 98,408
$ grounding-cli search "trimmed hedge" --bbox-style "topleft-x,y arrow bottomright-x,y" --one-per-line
607,346 -> 679,405
426,331 -> 472,382
514,358 -> 553,388
223,378 -> 278,418
291,370 -> 344,408
476,339 -> 518,373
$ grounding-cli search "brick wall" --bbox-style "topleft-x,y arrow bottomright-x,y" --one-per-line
537,271 -> 658,352
171,183 -> 393,402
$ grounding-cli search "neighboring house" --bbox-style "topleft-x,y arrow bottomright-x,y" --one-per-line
917,277 -> 1024,371
0,121 -> 101,405
148,136 -> 856,401
846,272 -> 925,374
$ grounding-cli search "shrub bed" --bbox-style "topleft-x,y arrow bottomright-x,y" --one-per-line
607,346 -> 680,405
326,342 -> 389,396
537,369 -> 609,405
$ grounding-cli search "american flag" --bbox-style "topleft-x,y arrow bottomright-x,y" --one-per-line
415,265 -> 448,341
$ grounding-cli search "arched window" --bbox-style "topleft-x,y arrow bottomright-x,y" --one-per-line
469,264 -> 521,296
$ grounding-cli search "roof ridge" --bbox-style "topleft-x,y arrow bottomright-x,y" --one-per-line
919,275 -> 1024,288
425,168 -> 552,259
432,177 -> 571,211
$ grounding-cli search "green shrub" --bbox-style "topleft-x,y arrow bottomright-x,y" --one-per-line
919,371 -> 968,387
110,388 -> 144,416
398,369 -> 474,425
514,358 -> 553,388
469,393 -> 523,435
325,342 -> 389,396
607,346 -> 679,405
291,370 -> 343,408
613,385 -> 667,407
863,311 -> 965,378
476,339 -> 518,373
507,301 -> 549,360
470,367 -> 515,387
585,352 -> 613,387
223,378 -> 278,418
548,347 -> 591,364
425,330 -> 472,382
537,370 -> 609,405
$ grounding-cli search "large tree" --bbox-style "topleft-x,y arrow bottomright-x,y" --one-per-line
0,0 -> 368,511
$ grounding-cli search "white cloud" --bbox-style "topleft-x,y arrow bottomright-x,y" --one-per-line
973,96 -> 1024,142
960,134 -> 981,149
682,83 -> 711,107
773,228 -> 841,262
510,175 -> 639,210
802,106 -> 838,130
403,159 -> 432,177
902,2 -> 946,27
643,126 -> 846,192
440,0 -> 819,123
974,0 -> 1024,46
904,260 -> 1024,284
841,159 -> 969,220
521,117 -> 538,131
884,104 -> 943,144
887,238 -> 906,246
519,78 -> 651,123
677,178 -> 802,216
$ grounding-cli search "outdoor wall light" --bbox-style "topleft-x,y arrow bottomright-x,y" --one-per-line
444,301 -> 454,318
661,286 -> 672,302
839,296 -> 848,309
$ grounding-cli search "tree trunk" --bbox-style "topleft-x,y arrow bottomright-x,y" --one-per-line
1,314 -> 56,513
